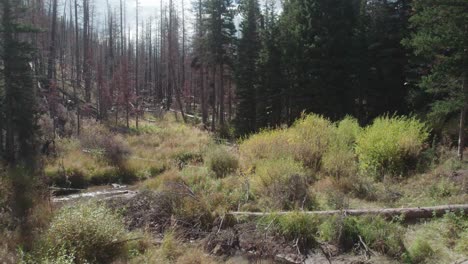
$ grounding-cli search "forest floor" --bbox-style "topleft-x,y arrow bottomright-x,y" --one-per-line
1,113 -> 467,263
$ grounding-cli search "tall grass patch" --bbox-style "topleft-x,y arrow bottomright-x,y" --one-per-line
258,212 -> 319,250
250,158 -> 316,210
205,145 -> 239,178
39,202 -> 129,263
323,116 -> 360,179
356,116 -> 429,179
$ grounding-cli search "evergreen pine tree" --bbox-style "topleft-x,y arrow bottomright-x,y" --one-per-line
403,0 -> 468,159
0,0 -> 40,239
235,0 -> 261,135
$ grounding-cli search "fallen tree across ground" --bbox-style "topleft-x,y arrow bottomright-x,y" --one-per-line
229,204 -> 468,221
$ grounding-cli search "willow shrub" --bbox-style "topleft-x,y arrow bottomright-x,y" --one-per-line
40,202 -> 129,263
250,157 -> 316,210
205,145 -> 239,178
240,114 -> 334,171
322,117 -> 361,179
356,116 -> 429,179
288,114 -> 334,171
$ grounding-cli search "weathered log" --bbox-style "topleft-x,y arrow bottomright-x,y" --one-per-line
229,204 -> 468,220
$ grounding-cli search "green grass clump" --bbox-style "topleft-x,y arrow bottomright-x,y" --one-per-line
334,216 -> 405,257
322,117 -> 360,179
356,116 -> 429,179
39,202 -> 129,263
205,146 -> 239,178
251,157 -> 315,210
259,212 -> 319,249
404,212 -> 468,263
407,235 -> 436,263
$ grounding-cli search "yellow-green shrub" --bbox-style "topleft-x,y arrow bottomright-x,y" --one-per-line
356,116 -> 429,179
240,114 -> 334,171
288,114 -> 334,170
205,146 -> 239,178
40,202 -> 129,263
258,212 -> 319,248
239,128 -> 290,170
322,117 -> 360,179
251,158 -> 315,210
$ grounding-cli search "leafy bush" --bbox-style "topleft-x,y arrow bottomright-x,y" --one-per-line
239,128 -> 290,170
288,114 -> 334,170
356,116 -> 429,179
40,202 -> 129,263
205,146 -> 239,178
259,212 -> 319,250
323,117 -> 360,179
407,235 -> 435,263
251,158 -> 316,210
240,114 -> 334,172
331,216 -> 405,257
334,116 -> 361,147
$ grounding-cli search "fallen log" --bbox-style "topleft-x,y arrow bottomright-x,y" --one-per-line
229,204 -> 468,221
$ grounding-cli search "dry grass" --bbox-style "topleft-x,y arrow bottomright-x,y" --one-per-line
45,114 -> 212,187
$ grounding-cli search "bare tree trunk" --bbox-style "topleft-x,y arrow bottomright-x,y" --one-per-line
83,0 -> 91,103
201,66 -> 207,125
74,0 -> 81,135
458,71 -> 467,160
211,66 -> 216,131
228,76 -> 232,122
47,0 -> 58,84
135,0 -> 139,129
219,63 -> 225,126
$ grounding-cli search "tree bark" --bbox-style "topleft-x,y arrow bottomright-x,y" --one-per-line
458,71 -> 467,160
135,0 -> 139,129
229,204 -> 468,221
47,0 -> 58,84
74,0 -> 81,135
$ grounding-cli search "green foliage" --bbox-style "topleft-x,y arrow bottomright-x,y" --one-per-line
323,117 -> 360,179
205,146 -> 239,178
160,231 -> 183,261
240,114 -> 333,171
251,157 -> 315,210
407,235 -> 435,263
341,216 -> 405,257
259,212 -> 319,247
403,0 -> 468,123
356,116 -> 429,178
289,114 -> 334,170
239,128 -> 289,170
404,212 -> 468,263
40,202 -> 129,263
235,0 -> 261,135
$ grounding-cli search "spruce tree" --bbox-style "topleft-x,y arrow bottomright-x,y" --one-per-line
257,0 -> 285,128
0,0 -> 39,239
403,0 -> 468,159
235,0 -> 261,136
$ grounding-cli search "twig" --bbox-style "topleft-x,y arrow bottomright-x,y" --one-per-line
217,215 -> 225,234
358,235 -> 375,259
318,242 -> 333,264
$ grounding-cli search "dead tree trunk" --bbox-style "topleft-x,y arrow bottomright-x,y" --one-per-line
229,204 -> 468,221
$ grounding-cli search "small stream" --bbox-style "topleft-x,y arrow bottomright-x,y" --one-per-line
52,184 -> 138,203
